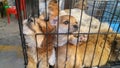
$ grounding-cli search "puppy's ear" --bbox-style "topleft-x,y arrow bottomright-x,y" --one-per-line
50,16 -> 58,26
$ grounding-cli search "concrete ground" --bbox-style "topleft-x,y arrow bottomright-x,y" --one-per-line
0,17 -> 24,68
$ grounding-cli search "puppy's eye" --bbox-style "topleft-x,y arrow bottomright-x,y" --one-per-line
64,21 -> 69,25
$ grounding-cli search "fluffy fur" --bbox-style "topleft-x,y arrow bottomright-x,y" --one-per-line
53,1 -> 117,68
55,33 -> 120,68
24,0 -> 118,68
39,0 -> 64,15
23,15 -> 56,68
48,0 -> 84,46
23,15 -> 81,68
25,0 -> 61,67
60,9 -> 113,33
24,1 -> 60,68
50,15 -> 81,46
59,0 -> 113,33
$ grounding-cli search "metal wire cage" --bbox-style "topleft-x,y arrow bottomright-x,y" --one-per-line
15,0 -> 120,68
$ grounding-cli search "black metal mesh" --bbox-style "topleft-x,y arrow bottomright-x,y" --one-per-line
15,0 -> 120,68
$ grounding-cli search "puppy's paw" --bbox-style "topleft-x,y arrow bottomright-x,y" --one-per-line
49,49 -> 56,66
79,34 -> 88,42
30,22 -> 40,33
69,34 -> 87,45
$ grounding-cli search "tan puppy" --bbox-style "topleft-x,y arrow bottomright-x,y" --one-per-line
60,9 -> 113,33
50,15 -> 87,46
23,1 -> 65,68
55,33 -> 120,68
48,0 -> 83,46
58,0 -> 112,33
23,15 -> 80,68
23,16 -> 56,68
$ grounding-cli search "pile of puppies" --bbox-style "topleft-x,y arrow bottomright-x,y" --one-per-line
23,0 -> 120,68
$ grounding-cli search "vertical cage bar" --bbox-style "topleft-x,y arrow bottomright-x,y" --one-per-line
73,0 -> 85,68
35,34 -> 39,68
64,0 -> 74,9
31,0 -> 35,17
114,24 -> 120,61
25,0 -> 31,18
90,0 -> 108,67
108,17 -> 120,62
82,0 -> 96,66
15,0 -> 28,68
112,16 -> 119,31
64,0 -> 70,9
56,0 -> 60,68
64,0 -> 72,68
45,0 -> 49,66
98,0 -> 119,67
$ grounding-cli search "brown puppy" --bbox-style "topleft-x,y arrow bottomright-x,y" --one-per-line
24,0 -> 59,67
23,15 -> 56,68
48,0 -> 59,21
55,33 -> 120,68
24,14 -> 79,68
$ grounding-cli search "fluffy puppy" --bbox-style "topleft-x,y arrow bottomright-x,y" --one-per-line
50,15 -> 86,46
23,18 -> 44,48
23,15 -> 80,68
60,8 -> 113,43
60,9 -> 106,32
55,33 -> 120,68
23,0 -> 59,67
23,0 -> 58,68
23,16 -> 56,68
48,0 -> 83,46
60,0 -> 113,33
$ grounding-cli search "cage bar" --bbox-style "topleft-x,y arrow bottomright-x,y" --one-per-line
15,0 -> 120,68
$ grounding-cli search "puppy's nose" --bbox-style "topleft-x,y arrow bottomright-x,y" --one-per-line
73,25 -> 78,29
28,18 -> 33,23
